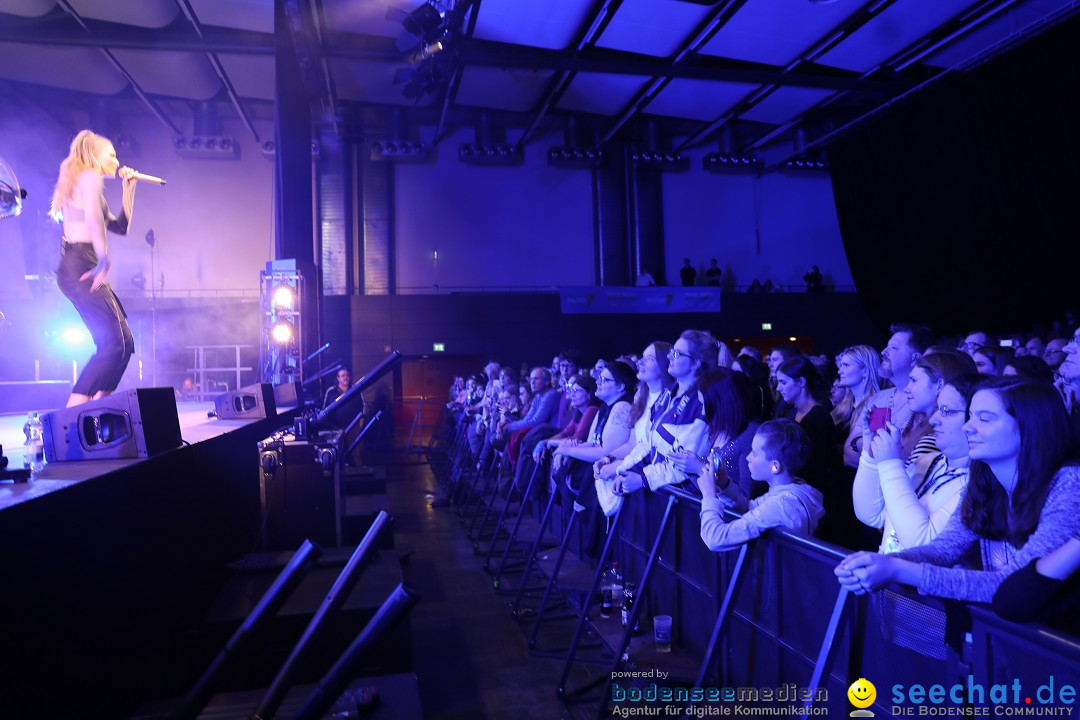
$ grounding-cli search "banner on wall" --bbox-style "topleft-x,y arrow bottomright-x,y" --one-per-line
559,287 -> 721,314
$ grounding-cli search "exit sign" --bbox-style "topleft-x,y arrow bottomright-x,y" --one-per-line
433,343 -> 445,352
761,323 -> 773,331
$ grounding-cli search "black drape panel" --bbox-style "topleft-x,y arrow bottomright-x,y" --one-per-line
828,13 -> 1080,332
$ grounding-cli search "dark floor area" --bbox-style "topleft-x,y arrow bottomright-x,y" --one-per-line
384,456 -> 576,720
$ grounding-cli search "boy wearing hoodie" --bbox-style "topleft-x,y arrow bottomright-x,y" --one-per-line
699,419 -> 825,552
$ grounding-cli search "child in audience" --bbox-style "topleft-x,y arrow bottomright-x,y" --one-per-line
698,419 -> 825,552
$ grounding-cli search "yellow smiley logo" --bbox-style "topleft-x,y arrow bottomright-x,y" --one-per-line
848,678 -> 876,709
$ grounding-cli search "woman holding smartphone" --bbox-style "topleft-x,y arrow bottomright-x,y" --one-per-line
837,377 -> 1080,602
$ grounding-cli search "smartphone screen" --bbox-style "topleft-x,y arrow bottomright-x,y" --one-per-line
868,406 -> 891,434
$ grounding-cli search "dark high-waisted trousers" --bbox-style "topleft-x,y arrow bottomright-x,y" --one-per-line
56,241 -> 135,396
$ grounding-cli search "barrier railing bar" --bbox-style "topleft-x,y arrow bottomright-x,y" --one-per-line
801,588 -> 851,719
555,504 -> 627,696
592,494 -> 678,719
691,543 -> 750,695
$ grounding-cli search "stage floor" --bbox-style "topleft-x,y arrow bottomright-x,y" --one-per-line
0,400 -> 290,511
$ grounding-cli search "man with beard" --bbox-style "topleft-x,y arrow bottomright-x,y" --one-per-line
851,323 -> 934,460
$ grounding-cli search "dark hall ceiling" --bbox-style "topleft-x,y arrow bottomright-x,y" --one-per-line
1,0 -> 1076,160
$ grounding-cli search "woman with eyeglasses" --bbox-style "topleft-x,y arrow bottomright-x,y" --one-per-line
852,353 -> 974,547
552,362 -> 636,555
612,330 -> 716,495
837,377 -> 1080,602
854,370 -> 978,554
533,375 -> 600,461
672,367 -> 759,499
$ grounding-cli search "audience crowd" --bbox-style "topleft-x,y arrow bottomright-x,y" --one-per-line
444,317 -> 1080,636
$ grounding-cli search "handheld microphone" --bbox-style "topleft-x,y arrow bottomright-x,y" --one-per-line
130,171 -> 167,186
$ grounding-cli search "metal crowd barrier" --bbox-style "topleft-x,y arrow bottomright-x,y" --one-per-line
432,417 -> 1080,719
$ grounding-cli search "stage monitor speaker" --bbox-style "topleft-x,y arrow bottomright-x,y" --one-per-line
215,383 -> 277,420
41,387 -> 182,462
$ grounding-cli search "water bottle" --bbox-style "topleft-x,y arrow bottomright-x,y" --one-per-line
600,561 -> 623,618
610,562 -> 624,609
23,412 -> 45,475
621,581 -> 639,634
600,563 -> 614,618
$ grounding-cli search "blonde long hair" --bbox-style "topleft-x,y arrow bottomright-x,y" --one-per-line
50,130 -> 108,222
830,344 -> 884,430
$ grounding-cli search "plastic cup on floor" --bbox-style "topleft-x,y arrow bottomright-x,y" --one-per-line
653,615 -> 672,653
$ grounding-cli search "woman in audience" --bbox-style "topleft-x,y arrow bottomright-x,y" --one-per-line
774,356 -> 834,492
1003,355 -> 1055,383
553,361 -> 636,556
533,375 -> 599,460
732,354 -> 773,421
823,345 -> 886,548
553,361 -> 635,482
973,345 -> 1012,376
518,383 -> 533,414
830,377 -> 850,414
716,340 -> 736,370
833,345 -> 886,468
612,330 -> 716,494
854,372 -> 978,554
767,343 -> 803,418
595,341 -> 675,479
836,377 -> 1080,602
670,367 -> 760,499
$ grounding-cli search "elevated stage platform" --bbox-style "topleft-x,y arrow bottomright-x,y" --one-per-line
0,401 -> 305,718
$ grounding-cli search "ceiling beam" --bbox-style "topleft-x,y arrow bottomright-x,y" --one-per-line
174,0 -> 262,144
0,14 -> 276,54
0,14 -> 904,96
743,0 -> 1028,158
54,1 -> 182,136
436,0 -> 484,144
516,0 -> 623,147
677,0 -> 910,151
600,0 -> 756,144
310,0 -> 341,139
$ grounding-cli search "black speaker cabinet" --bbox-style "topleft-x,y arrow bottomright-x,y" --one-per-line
259,439 -> 340,551
215,383 -> 277,420
41,387 -> 182,462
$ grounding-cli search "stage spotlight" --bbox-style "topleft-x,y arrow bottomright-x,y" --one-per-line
271,320 -> 294,344
61,326 -> 90,346
402,2 -> 444,44
272,285 -> 296,310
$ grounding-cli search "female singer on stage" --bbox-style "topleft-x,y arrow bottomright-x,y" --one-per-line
49,130 -> 139,407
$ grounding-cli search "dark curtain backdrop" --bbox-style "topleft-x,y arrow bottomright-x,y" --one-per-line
828,12 -> 1080,334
